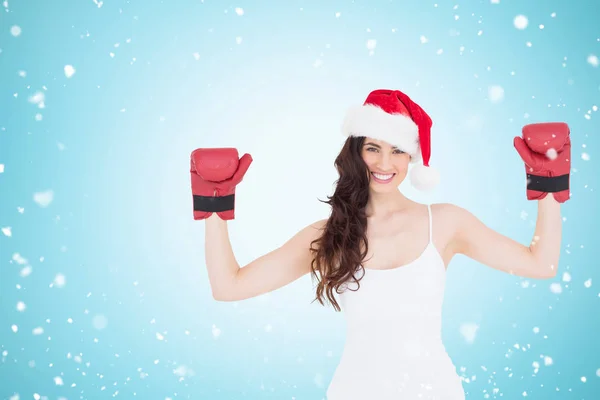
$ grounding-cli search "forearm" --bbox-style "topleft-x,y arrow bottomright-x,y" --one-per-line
205,214 -> 240,298
528,195 -> 562,276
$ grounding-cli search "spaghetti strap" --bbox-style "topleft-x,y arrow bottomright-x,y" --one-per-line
427,204 -> 433,243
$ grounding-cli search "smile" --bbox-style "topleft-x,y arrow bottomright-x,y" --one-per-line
371,172 -> 395,183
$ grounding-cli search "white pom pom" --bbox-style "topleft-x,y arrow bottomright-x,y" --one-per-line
409,164 -> 440,191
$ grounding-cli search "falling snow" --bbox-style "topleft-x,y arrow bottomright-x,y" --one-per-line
513,15 -> 528,30
9,25 -> 21,36
488,85 -> 505,103
366,39 -> 377,56
33,190 -> 54,207
63,64 -> 76,78
459,323 -> 479,344
550,283 -> 563,294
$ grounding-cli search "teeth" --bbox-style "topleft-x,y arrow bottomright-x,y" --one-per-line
372,172 -> 394,180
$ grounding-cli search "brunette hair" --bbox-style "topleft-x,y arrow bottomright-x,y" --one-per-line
309,136 -> 371,311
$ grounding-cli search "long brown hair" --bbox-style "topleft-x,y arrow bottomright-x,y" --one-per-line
309,136 -> 371,311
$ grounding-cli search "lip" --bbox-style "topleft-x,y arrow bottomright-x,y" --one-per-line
371,172 -> 395,184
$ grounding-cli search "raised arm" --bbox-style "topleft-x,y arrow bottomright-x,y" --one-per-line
448,196 -> 561,279
189,147 -> 326,301
447,122 -> 570,279
205,214 -> 327,301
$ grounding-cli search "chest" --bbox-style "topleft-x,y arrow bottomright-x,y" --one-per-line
361,226 -> 430,271
337,248 -> 447,316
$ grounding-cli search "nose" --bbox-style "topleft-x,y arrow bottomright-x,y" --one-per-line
376,152 -> 393,170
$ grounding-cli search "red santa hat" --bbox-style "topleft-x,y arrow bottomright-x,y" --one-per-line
341,89 -> 440,191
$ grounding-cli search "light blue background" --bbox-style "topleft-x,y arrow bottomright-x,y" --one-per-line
1,0 -> 599,399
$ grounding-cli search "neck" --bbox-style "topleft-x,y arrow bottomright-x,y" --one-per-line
365,188 -> 411,218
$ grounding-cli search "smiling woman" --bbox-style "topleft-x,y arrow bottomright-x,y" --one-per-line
362,140 -> 409,185
191,88 -> 568,400
340,89 -> 441,192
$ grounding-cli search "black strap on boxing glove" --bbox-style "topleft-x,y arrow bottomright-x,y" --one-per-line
193,194 -> 235,213
526,174 -> 569,193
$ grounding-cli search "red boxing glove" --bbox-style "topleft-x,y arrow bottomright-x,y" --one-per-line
513,122 -> 571,203
190,148 -> 253,220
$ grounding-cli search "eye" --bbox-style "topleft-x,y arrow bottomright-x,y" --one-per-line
393,149 -> 405,154
366,147 -> 379,152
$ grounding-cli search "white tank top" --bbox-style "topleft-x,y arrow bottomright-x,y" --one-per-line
326,205 -> 465,400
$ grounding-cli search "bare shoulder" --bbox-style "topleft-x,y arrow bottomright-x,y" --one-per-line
430,202 -> 469,218
309,218 -> 328,230
430,202 -> 476,230
428,203 -> 474,260
302,218 -> 328,239
287,218 -> 328,249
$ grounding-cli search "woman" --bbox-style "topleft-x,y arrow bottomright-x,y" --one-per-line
189,89 -> 570,399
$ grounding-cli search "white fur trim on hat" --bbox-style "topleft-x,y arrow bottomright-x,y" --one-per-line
409,164 -> 440,192
341,104 -> 420,159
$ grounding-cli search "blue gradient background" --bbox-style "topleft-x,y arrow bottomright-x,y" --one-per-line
1,0 -> 599,399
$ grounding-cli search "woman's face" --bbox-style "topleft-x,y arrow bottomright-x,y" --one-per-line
361,137 -> 411,192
